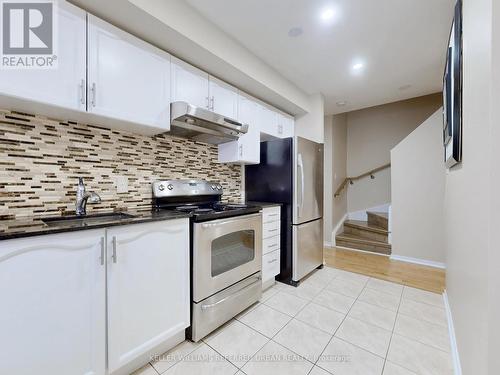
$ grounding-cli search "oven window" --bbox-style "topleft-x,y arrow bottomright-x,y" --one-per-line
211,230 -> 255,277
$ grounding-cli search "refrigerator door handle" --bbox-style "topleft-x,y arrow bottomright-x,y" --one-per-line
298,153 -> 304,218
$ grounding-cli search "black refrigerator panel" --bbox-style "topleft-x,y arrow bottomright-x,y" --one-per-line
245,138 -> 294,283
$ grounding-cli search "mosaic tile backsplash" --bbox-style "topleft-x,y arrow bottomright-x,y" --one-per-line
0,109 -> 242,220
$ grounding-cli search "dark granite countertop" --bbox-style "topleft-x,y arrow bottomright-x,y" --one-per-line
0,209 -> 191,241
246,201 -> 283,208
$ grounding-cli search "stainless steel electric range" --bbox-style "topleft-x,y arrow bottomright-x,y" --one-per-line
152,180 -> 263,342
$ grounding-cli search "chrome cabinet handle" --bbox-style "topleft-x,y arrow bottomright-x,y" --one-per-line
239,144 -> 243,157
201,277 -> 261,310
267,229 -> 278,232
206,96 -> 209,109
268,243 -> 278,248
267,213 -> 279,217
268,259 -> 278,264
111,236 -> 117,263
80,79 -> 85,105
100,237 -> 105,266
210,96 -> 214,110
91,82 -> 97,107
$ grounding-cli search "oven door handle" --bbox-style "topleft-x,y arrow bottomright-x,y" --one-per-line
200,276 -> 261,310
200,213 -> 262,228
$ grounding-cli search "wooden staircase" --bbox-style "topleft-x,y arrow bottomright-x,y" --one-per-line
335,211 -> 391,255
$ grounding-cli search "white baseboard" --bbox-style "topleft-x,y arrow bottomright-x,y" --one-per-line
443,291 -> 462,375
335,245 -> 390,258
390,254 -> 446,269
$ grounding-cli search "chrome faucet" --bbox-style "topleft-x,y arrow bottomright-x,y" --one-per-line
76,177 -> 101,216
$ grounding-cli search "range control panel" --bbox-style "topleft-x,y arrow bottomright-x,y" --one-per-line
152,180 -> 223,198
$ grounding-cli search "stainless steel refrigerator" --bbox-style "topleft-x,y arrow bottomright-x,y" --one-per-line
245,136 -> 324,285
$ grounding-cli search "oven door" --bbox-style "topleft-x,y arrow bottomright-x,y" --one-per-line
193,213 -> 262,302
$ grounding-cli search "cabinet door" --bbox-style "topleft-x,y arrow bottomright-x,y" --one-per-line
209,76 -> 238,119
0,230 -> 106,375
218,93 -> 260,164
0,1 -> 86,111
87,15 -> 171,131
276,113 -> 295,138
259,104 -> 279,137
107,219 -> 190,374
170,57 -> 210,109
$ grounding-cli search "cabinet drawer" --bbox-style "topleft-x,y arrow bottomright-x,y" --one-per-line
263,220 -> 280,239
263,235 -> 280,255
262,250 -> 280,282
262,207 -> 281,223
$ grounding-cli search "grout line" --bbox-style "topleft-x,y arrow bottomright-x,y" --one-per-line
381,278 -> 404,374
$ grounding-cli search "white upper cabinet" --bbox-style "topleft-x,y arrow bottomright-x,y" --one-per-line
0,1 -> 86,111
277,113 -> 295,138
209,76 -> 239,119
259,103 -> 280,137
218,93 -> 260,164
0,230 -> 106,375
171,57 -> 210,109
106,219 -> 190,375
87,15 -> 171,132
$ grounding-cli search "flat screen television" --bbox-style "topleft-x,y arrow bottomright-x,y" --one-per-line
443,0 -> 463,168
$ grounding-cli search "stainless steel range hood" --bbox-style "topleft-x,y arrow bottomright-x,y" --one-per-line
169,101 -> 248,144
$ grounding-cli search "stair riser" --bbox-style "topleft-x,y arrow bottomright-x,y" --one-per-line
336,239 -> 392,255
367,213 -> 388,230
344,225 -> 388,242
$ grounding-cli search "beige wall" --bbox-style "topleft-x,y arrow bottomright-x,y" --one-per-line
444,0 -> 496,373
390,109 -> 445,264
295,93 -> 325,143
332,114 -> 348,230
345,94 -> 442,213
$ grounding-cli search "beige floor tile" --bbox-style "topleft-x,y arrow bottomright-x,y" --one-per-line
402,286 -> 444,308
282,280 -> 325,301
131,364 -> 159,375
387,334 -> 453,375
273,319 -> 332,361
241,341 -> 314,375
358,288 -> 401,312
366,278 -> 404,297
394,314 -> 450,352
398,299 -> 447,327
264,291 -> 309,316
348,300 -> 396,331
151,340 -> 201,373
164,343 -> 238,375
313,289 -> 356,314
306,268 -> 337,284
335,317 -> 392,358
239,303 -> 292,338
260,285 -> 281,302
335,270 -> 370,285
309,365 -> 331,375
325,277 -> 365,298
235,302 -> 261,320
383,361 -> 418,375
317,337 -> 384,375
295,302 -> 345,334
205,320 -> 269,367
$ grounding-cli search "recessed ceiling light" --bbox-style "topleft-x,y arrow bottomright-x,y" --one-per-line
352,63 -> 364,70
336,101 -> 347,107
288,27 -> 303,37
321,8 -> 335,20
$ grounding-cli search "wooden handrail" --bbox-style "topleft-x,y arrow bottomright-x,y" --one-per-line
334,163 -> 391,197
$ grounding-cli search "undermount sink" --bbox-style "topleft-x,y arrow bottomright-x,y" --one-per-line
42,212 -> 136,227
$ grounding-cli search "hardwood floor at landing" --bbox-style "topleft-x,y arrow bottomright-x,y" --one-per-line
324,247 -> 445,294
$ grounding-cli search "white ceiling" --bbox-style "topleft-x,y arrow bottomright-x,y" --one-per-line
186,0 -> 455,114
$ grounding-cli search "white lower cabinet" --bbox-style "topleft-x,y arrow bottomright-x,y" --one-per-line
107,219 -> 190,375
0,219 -> 190,375
0,230 -> 107,375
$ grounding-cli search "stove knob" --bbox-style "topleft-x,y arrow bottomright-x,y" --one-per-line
158,184 -> 165,191
217,185 -> 222,190
211,185 -> 216,190
167,184 -> 174,190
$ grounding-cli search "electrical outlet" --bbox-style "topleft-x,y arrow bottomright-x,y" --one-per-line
116,176 -> 128,194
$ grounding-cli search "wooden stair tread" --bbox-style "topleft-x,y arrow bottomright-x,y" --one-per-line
336,232 -> 392,249
344,220 -> 389,234
367,211 -> 389,219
